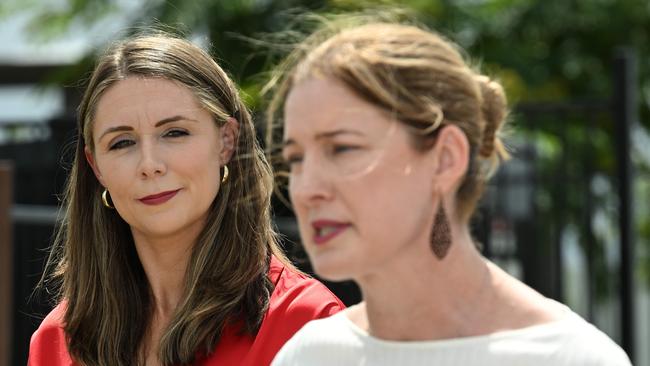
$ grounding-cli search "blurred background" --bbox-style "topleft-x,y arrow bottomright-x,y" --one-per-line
0,0 -> 649,365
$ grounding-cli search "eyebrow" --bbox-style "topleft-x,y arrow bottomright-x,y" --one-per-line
98,115 -> 197,142
282,129 -> 364,148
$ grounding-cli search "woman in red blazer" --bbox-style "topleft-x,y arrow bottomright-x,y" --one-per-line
28,31 -> 343,366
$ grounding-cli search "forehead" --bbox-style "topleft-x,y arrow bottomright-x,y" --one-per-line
94,77 -> 202,128
283,77 -> 395,141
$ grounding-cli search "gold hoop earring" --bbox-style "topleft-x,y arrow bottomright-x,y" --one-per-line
221,165 -> 229,183
101,189 -> 114,209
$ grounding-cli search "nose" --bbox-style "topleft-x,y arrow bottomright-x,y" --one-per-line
289,155 -> 332,206
137,138 -> 166,179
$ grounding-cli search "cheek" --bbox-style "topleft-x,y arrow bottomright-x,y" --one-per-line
286,177 -> 311,228
287,177 -> 298,203
351,165 -> 431,231
180,144 -> 221,185
287,182 -> 305,221
95,156 -> 134,192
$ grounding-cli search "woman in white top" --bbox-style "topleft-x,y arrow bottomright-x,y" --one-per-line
266,20 -> 632,366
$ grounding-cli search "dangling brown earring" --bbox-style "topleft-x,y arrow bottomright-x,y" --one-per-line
430,204 -> 451,259
101,189 -> 114,209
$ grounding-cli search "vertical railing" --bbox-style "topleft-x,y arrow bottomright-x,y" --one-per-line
582,110 -> 597,323
0,160 -> 13,366
613,48 -> 636,364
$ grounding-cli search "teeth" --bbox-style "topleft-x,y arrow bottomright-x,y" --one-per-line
318,226 -> 338,237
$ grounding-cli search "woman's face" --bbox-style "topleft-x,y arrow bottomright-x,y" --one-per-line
282,77 -> 437,281
87,77 -> 234,241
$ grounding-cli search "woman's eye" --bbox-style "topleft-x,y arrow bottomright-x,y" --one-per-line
109,139 -> 134,150
332,145 -> 358,154
164,129 -> 189,138
283,154 -> 303,166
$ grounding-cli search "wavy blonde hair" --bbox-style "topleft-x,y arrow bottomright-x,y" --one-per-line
42,31 -> 291,365
266,19 -> 510,222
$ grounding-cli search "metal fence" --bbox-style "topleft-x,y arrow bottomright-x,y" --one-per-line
0,161 -> 14,366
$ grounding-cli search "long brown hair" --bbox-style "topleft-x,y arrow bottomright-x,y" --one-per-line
42,31 -> 290,365
265,17 -> 510,222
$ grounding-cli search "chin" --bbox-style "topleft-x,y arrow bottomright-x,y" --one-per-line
310,256 -> 357,282
129,217 -> 186,238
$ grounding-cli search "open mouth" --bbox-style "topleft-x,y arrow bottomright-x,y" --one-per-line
312,220 -> 350,244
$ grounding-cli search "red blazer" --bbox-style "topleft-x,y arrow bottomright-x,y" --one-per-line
28,256 -> 344,366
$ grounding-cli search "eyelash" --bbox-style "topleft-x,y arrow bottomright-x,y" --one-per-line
163,129 -> 189,138
109,139 -> 134,150
331,145 -> 357,154
108,129 -> 189,150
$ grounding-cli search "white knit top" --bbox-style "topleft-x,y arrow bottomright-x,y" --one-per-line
272,306 -> 631,366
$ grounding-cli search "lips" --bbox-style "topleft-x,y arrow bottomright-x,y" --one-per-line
311,220 -> 350,245
139,189 -> 181,205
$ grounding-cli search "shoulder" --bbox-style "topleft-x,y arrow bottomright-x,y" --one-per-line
268,256 -> 345,320
30,303 -> 66,345
28,303 -> 74,366
497,309 -> 632,366
287,312 -> 352,344
272,313 -> 354,366
550,313 -> 631,366
236,257 -> 345,366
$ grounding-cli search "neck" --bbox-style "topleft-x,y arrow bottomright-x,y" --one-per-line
131,228 -> 198,318
353,224 -> 505,341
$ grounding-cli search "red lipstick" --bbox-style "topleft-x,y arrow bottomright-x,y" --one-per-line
139,189 -> 180,205
312,220 -> 350,245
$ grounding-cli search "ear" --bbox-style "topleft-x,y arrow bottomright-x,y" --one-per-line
84,146 -> 106,187
219,117 -> 240,164
429,125 -> 470,194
